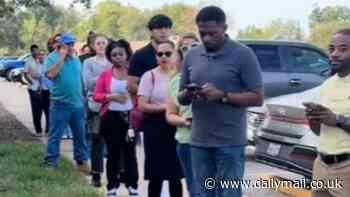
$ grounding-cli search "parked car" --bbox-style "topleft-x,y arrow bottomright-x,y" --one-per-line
0,54 -> 31,80
8,67 -> 28,85
253,87 -> 320,179
242,40 -> 330,145
241,40 -> 330,98
0,56 -> 17,63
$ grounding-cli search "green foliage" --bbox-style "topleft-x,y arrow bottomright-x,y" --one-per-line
309,5 -> 350,49
0,0 -> 199,55
237,19 -> 304,41
0,143 -> 102,197
309,5 -> 350,28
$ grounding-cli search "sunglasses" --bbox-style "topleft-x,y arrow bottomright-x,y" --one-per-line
156,51 -> 172,58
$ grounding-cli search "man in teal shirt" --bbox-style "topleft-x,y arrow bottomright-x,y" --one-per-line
43,33 -> 89,172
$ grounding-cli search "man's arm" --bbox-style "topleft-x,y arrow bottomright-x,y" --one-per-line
127,76 -> 140,96
46,47 -> 67,80
178,55 -> 194,106
237,47 -> 264,107
224,88 -> 264,106
46,59 -> 64,79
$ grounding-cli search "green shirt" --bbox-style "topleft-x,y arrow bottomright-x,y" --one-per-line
168,73 -> 192,144
45,51 -> 83,108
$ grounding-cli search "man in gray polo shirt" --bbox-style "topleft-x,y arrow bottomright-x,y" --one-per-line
179,6 -> 264,197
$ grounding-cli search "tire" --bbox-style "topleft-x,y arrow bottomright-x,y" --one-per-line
5,70 -> 12,81
20,72 -> 28,85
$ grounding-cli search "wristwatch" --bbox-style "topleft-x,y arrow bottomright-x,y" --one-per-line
336,114 -> 347,129
221,91 -> 229,104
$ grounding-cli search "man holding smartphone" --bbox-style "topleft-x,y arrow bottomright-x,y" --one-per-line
304,29 -> 350,197
43,33 -> 89,173
178,6 -> 263,197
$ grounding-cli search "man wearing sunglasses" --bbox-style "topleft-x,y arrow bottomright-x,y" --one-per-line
43,33 -> 90,173
127,14 -> 173,96
178,6 -> 264,197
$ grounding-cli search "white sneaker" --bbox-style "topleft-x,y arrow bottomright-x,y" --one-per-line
106,188 -> 118,197
128,186 -> 139,196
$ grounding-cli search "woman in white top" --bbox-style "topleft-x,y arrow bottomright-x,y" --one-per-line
94,39 -> 138,197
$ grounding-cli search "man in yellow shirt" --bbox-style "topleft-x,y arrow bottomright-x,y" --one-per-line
304,28 -> 350,197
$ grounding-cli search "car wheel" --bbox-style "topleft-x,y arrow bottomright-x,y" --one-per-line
5,70 -> 12,81
20,73 -> 28,85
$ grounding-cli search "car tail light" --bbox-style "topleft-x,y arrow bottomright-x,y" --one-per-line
267,112 -> 310,129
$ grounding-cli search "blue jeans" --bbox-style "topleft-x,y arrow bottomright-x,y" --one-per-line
177,143 -> 197,197
44,101 -> 89,167
191,146 -> 245,197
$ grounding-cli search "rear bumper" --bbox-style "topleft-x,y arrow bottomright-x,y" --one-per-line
255,137 -> 317,178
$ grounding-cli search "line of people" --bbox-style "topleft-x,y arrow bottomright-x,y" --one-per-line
24,6 -> 265,197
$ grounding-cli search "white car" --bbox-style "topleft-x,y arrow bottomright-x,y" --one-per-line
250,87 -> 321,178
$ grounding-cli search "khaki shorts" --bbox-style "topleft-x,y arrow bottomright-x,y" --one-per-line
312,155 -> 350,197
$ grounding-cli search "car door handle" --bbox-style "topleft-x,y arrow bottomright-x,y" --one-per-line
289,79 -> 302,86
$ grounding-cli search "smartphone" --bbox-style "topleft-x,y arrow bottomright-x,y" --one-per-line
185,83 -> 202,91
302,102 -> 324,111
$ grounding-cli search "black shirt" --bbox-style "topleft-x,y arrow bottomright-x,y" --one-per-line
128,43 -> 157,78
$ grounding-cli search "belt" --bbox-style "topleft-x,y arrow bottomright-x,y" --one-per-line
319,153 -> 350,164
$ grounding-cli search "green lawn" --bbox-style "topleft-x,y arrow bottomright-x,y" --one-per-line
0,143 -> 102,197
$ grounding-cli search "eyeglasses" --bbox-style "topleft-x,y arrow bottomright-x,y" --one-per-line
156,51 -> 172,58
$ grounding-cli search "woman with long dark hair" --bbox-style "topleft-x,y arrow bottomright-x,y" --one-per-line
94,39 -> 139,197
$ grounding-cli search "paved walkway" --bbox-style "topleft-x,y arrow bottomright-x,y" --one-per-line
0,79 -> 290,197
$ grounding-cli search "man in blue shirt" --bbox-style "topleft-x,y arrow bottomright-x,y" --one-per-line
43,33 -> 89,173
179,6 -> 264,197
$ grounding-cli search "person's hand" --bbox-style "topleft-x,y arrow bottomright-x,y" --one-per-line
183,117 -> 192,128
304,103 -> 337,126
59,44 -> 68,61
107,93 -> 128,104
199,83 -> 224,101
30,72 -> 40,80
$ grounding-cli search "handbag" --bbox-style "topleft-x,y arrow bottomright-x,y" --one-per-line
129,71 -> 155,132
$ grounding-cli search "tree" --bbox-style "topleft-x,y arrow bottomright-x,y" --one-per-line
309,5 -> 350,49
0,0 -> 90,18
309,21 -> 350,50
237,19 -> 304,41
309,5 -> 350,28
155,3 -> 198,36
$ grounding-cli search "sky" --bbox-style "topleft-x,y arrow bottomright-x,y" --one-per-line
55,0 -> 350,35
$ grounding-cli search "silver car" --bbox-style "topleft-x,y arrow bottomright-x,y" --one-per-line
253,87 -> 320,178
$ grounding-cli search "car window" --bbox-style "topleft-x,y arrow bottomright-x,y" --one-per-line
247,45 -> 281,72
283,46 -> 330,74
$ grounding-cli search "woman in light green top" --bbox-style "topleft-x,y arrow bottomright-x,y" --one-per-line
166,33 -> 199,197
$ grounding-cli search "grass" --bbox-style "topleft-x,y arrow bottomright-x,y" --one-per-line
0,143 -> 102,197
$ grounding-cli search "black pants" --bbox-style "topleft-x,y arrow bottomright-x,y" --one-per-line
90,133 -> 104,174
120,139 -> 139,189
100,111 -> 139,190
28,89 -> 50,134
148,179 -> 183,197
